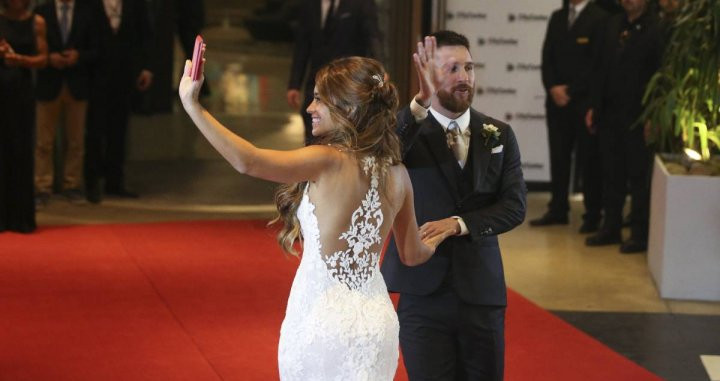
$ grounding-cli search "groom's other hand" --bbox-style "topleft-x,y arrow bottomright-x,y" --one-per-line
419,217 -> 461,242
549,84 -> 570,107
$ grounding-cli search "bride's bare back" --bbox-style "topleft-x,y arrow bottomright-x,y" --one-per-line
306,152 -> 408,286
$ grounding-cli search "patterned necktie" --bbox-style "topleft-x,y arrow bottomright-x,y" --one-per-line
446,121 -> 468,168
568,5 -> 577,29
60,2 -> 70,44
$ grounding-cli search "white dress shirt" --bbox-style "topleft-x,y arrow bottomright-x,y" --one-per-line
409,98 -> 471,236
103,0 -> 122,32
56,0 -> 75,33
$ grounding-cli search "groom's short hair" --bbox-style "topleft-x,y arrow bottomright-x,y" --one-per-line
430,30 -> 470,50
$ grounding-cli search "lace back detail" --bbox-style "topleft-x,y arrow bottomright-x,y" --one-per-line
323,157 -> 384,291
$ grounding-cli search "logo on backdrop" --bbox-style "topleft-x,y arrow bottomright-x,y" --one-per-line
447,12 -> 487,20
506,63 -> 541,72
477,37 -> 519,46
522,162 -> 545,170
477,87 -> 517,96
508,13 -> 549,22
505,112 -> 546,121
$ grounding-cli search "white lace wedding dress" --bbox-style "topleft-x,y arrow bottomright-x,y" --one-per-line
278,157 -> 399,381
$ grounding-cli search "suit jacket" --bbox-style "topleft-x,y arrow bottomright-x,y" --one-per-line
381,107 -> 527,306
591,11 -> 663,128
288,0 -> 380,93
90,0 -> 153,89
34,0 -> 98,101
541,3 -> 608,111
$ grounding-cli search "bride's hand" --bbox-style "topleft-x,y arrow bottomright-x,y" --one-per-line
178,59 -> 205,109
412,36 -> 437,108
419,217 -> 459,251
421,230 -> 452,252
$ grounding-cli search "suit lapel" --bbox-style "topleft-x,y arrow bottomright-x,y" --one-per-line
469,111 -> 492,192
46,2 -> 61,44
68,1 -> 80,44
420,115 -> 462,202
314,0 -> 322,31
570,5 -> 589,33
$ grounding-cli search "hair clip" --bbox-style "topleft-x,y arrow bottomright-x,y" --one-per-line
372,74 -> 384,88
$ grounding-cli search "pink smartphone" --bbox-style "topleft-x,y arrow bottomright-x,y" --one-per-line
191,35 -> 205,81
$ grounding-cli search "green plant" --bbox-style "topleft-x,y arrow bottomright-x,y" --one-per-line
642,0 -> 720,161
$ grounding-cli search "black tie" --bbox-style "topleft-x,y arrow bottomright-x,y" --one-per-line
60,2 -> 70,44
324,0 -> 336,33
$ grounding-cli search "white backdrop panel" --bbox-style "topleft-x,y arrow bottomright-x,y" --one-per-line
444,1 -> 562,182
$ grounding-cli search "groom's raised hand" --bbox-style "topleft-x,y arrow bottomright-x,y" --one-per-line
412,36 -> 438,108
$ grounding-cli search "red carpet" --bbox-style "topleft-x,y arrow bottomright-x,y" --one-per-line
0,220 -> 661,380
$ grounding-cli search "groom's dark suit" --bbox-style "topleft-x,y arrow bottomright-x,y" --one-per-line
382,106 -> 526,380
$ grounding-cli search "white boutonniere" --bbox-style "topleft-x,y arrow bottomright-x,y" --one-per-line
482,123 -> 501,145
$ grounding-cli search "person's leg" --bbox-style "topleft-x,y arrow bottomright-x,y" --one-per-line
587,125 -> 625,245
577,115 -> 603,232
398,291 -> 458,381
456,303 -> 505,381
84,89 -> 108,203
34,97 -> 61,196
104,88 -> 131,193
622,127 -> 651,252
547,106 -> 575,217
532,106 -> 574,226
61,85 -> 87,193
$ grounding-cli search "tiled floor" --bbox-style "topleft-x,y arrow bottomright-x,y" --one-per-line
33,11 -> 720,381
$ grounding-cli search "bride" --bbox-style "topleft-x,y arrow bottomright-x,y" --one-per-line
179,54 -> 451,380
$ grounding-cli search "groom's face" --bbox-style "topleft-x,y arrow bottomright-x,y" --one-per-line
434,45 -> 475,115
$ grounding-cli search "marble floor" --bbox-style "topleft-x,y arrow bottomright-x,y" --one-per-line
32,11 -> 720,381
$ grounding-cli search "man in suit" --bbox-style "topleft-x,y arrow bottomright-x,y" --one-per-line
530,0 -> 608,232
381,31 -> 527,380
34,0 -> 97,207
84,0 -> 153,203
585,0 -> 663,253
286,0 -> 380,144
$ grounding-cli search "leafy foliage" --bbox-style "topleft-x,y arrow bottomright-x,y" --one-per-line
642,0 -> 720,160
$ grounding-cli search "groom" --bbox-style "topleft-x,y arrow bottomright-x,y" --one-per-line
382,31 -> 526,380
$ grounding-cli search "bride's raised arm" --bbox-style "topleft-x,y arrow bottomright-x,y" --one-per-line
178,59 -> 338,184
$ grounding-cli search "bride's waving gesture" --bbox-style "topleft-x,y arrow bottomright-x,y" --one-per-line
179,49 -> 452,380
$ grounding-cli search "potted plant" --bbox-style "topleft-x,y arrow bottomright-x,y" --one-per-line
641,0 -> 720,301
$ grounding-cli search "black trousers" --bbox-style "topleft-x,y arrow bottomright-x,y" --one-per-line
546,104 -> 603,221
85,76 -> 132,191
398,288 -> 505,381
597,122 -> 651,240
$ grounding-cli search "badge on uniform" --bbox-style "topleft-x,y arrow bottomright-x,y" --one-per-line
576,37 -> 590,44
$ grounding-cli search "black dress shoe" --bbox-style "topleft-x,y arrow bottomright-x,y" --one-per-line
579,221 -> 600,234
529,213 -> 568,226
586,230 -> 622,246
105,187 -> 139,198
620,239 -> 647,254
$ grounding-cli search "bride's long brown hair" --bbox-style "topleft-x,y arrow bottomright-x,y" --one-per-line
271,57 -> 402,256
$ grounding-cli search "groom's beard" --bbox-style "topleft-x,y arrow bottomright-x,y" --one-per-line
437,84 -> 474,113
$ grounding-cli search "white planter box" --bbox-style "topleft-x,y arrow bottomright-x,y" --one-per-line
648,155 -> 720,301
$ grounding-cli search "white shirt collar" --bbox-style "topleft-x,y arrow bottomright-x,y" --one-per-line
570,0 -> 589,15
429,107 -> 471,134
56,0 -> 75,14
